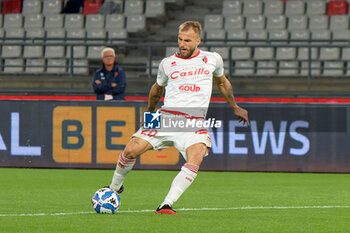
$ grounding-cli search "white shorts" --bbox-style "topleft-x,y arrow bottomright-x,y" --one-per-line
132,128 -> 211,160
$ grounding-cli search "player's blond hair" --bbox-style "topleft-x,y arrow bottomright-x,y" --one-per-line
178,21 -> 202,36
101,47 -> 115,58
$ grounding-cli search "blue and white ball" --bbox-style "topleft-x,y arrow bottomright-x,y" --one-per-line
92,187 -> 121,214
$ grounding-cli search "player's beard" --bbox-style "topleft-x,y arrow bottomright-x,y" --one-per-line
179,46 -> 196,59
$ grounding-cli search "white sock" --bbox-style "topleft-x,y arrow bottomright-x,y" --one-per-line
161,163 -> 199,207
110,152 -> 136,192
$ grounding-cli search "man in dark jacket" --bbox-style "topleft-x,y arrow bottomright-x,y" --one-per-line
92,47 -> 126,100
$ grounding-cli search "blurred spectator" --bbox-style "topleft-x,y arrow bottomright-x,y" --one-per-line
61,0 -> 84,13
99,0 -> 123,14
92,47 -> 126,100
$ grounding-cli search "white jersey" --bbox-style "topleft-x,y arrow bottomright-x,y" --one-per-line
156,49 -> 224,117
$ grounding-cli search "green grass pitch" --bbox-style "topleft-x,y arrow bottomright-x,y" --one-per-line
0,168 -> 349,233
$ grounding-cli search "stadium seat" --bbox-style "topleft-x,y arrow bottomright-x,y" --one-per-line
306,0 -> 326,15
332,30 -> 350,44
107,29 -> 128,43
45,45 -> 65,58
205,29 -> 226,44
204,15 -> 224,30
3,58 -> 23,73
234,61 -> 255,75
0,28 -> 4,42
222,0 -> 242,15
256,61 -> 277,75
64,14 -> 84,29
86,28 -> 107,43
3,14 -> 23,28
148,59 -> 161,76
253,47 -> 274,60
264,0 -> 283,16
85,14 -> 105,29
23,28 -> 45,58
323,61 -> 344,76
311,29 -> 331,44
145,0 -> 165,18
266,15 -> 286,30
345,62 -> 350,76
66,29 -> 86,58
243,0 -> 263,15
126,15 -> 146,33
2,0 -> 22,14
290,29 -> 310,44
297,47 -> 318,60
25,58 -> 45,73
24,14 -> 44,29
224,15 -> 244,30
247,29 -> 267,44
1,45 -> 22,58
302,60 -> 321,78
70,59 -> 89,75
308,15 -> 328,30
285,1 -> 306,16
43,0 -> 62,15
46,28 -> 66,43
22,0 -> 42,15
278,61 -> 299,75
276,47 -> 297,60
327,0 -> 348,16
5,28 -> 25,42
165,47 -> 178,57
66,45 -> 87,59
319,48 -> 340,60
4,28 -> 24,58
231,47 -> 251,60
47,58 -> 67,73
83,0 -> 103,16
288,15 -> 308,30
300,61 -> 321,76
341,48 -> 350,61
227,29 -> 247,44
87,46 -> 105,59
66,28 -> 86,43
245,15 -> 265,30
124,0 -> 144,15
269,29 -> 288,44
105,14 -> 125,30
329,15 -> 349,30
210,47 -> 229,60
44,14 -> 64,29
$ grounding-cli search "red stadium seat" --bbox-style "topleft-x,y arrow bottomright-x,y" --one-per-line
2,0 -> 22,14
83,0 -> 103,16
327,0 -> 348,16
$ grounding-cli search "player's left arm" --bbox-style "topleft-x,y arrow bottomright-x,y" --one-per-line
214,74 -> 249,126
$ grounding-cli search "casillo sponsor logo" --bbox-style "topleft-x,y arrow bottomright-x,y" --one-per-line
170,68 -> 210,79
179,84 -> 201,92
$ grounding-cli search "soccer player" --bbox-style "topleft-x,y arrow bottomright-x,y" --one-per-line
109,21 -> 249,214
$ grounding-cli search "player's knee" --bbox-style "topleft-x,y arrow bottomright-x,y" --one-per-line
123,146 -> 139,159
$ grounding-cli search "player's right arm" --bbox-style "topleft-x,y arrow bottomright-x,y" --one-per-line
147,83 -> 165,111
147,58 -> 168,111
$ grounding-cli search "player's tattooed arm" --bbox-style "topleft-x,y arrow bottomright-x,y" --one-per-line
147,83 -> 165,112
214,75 -> 250,126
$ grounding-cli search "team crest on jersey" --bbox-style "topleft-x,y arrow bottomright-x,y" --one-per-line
171,61 -> 177,67
202,56 -> 208,64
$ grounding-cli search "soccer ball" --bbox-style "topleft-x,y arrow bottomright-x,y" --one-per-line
91,187 -> 121,214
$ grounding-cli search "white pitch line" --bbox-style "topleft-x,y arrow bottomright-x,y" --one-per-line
0,205 -> 349,217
